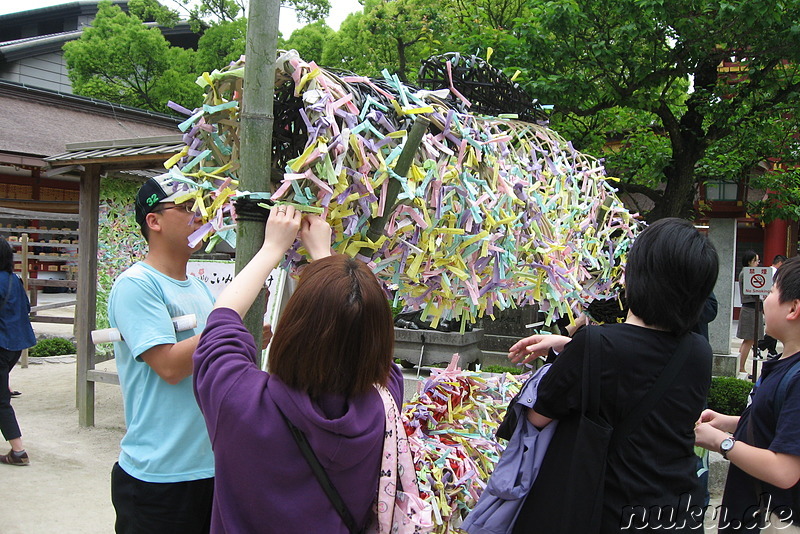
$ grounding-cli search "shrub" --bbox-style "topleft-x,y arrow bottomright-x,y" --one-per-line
29,337 -> 76,358
707,376 -> 753,416
481,364 -> 524,375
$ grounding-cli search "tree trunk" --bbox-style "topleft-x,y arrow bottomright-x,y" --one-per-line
396,38 -> 408,82
651,152 -> 702,221
649,57 -> 719,221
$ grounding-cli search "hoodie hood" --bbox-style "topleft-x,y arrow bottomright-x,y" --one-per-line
268,376 -> 385,471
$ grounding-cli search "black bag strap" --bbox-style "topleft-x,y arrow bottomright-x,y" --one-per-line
278,409 -> 360,534
611,333 -> 693,444
582,325 -> 601,421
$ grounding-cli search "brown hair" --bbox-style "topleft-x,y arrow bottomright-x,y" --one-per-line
267,255 -> 394,397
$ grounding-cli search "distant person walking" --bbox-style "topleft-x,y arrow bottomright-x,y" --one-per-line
0,237 -> 36,466
737,251 -> 764,379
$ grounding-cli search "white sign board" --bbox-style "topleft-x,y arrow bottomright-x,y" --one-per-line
187,260 -> 293,369
743,266 -> 772,296
187,260 -> 236,299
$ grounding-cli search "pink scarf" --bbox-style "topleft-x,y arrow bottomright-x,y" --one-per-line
367,385 -> 433,533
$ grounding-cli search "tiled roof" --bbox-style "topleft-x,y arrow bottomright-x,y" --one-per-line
45,136 -> 184,164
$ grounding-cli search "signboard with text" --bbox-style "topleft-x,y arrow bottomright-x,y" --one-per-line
187,260 -> 292,369
743,267 -> 772,296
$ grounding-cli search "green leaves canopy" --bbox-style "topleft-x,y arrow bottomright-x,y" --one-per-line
510,0 -> 800,220
64,1 -> 203,113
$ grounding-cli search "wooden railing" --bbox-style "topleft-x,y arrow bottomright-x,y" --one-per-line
12,234 -> 78,367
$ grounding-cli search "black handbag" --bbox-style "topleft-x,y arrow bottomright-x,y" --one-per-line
513,326 -> 692,533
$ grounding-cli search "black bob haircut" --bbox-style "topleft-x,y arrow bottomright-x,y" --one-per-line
741,250 -> 758,268
0,238 -> 13,273
625,218 -> 719,335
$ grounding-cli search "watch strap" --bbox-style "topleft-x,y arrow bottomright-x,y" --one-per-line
720,436 -> 735,459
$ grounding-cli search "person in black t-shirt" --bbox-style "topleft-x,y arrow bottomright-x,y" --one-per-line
508,218 -> 719,533
696,256 -> 800,533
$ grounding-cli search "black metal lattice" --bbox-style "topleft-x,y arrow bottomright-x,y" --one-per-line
417,52 -> 549,124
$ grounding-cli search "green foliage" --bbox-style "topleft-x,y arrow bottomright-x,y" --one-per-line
501,0 -> 800,220
288,0 -> 332,23
707,376 -> 753,417
283,20 -> 335,65
749,169 -> 800,224
29,338 -> 76,358
320,0 -> 456,82
195,18 -> 247,74
63,1 -> 203,113
185,0 -> 245,22
171,0 -> 329,28
320,12 -> 381,75
95,176 -> 147,330
481,364 -> 523,375
128,0 -> 180,26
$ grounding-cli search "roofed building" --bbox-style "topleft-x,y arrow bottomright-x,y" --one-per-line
0,1 -> 200,93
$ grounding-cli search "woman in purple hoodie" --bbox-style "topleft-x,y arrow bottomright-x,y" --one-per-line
193,206 -> 404,533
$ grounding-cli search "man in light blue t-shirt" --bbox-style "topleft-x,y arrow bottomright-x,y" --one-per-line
108,174 -> 215,534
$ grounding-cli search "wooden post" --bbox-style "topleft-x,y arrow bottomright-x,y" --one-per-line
360,116 -> 430,257
21,233 -> 29,368
752,299 -> 762,382
235,0 -> 281,367
77,164 -> 100,426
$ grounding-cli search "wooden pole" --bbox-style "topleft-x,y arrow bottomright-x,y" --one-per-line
752,299 -> 762,382
236,0 -> 281,366
360,116 -> 430,257
77,164 -> 100,426
21,233 -> 29,368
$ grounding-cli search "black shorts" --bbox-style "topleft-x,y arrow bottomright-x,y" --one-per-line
111,462 -> 213,534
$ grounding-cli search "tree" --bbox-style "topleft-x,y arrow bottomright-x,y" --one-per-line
450,0 -> 526,30
320,11 -> 390,77
282,20 -> 334,64
165,0 -> 331,29
507,0 -> 800,220
195,18 -> 247,74
342,0 -> 454,82
63,1 -> 203,113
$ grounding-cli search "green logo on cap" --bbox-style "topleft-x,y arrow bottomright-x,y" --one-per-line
146,194 -> 160,207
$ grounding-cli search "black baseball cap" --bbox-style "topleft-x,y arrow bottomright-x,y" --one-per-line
135,174 -> 197,227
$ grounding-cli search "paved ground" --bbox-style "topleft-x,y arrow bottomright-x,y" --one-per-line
4,357 -> 122,534
2,292 -> 766,533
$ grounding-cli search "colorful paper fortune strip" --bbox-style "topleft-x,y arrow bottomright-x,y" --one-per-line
165,50 -> 640,326
402,357 -> 528,532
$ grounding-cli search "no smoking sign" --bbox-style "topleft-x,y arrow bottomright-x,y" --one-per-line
743,267 -> 772,296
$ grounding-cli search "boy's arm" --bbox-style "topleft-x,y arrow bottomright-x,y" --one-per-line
695,422 -> 800,489
140,336 -> 201,385
526,409 -> 554,429
698,408 -> 740,433
110,274 -> 204,385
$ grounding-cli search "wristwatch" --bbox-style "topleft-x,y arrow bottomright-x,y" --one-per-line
720,436 -> 736,459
